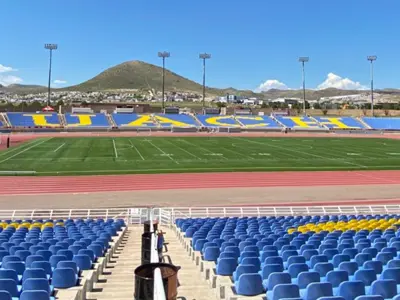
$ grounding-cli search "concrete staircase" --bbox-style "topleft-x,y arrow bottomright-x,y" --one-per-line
163,227 -> 216,300
86,227 -> 142,300
86,226 -> 214,300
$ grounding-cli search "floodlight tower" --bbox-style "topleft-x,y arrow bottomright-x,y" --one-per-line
367,55 -> 377,117
158,51 -> 170,111
44,44 -> 58,106
199,53 -> 211,110
298,57 -> 309,115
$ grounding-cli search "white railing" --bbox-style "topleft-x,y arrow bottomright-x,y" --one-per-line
0,205 -> 400,226
149,210 -> 166,300
155,205 -> 400,225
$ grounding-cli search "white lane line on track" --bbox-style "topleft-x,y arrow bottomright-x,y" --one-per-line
54,143 -> 66,153
129,139 -> 145,161
34,165 -> 400,175
112,139 -> 118,159
0,138 -> 53,165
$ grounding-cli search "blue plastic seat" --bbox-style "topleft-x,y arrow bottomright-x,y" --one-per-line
216,258 -> 237,275
370,279 -> 397,299
260,250 -> 279,262
297,271 -> 320,289
72,254 -> 92,271
286,256 -> 306,268
314,262 -> 334,278
31,261 -> 52,278
259,264 -> 283,280
57,250 -> 73,261
224,246 -> 240,258
56,261 -> 79,275
36,250 -> 52,261
333,254 -> 351,268
339,261 -> 358,276
241,257 -> 260,269
310,255 -> 329,268
22,268 -> 47,283
337,280 -> 365,300
49,255 -> 68,269
356,254 -> 373,267
263,271 -> 291,291
0,278 -> 20,297
376,252 -> 394,266
203,247 -> 220,262
326,270 -> 349,294
288,263 -> 309,279
354,296 -> 383,300
22,278 -> 54,295
324,249 -> 340,260
239,251 -> 258,263
233,264 -> 258,282
20,290 -> 51,300
25,255 -> 44,268
52,268 -> 77,289
363,261 -> 383,275
380,267 -> 400,284
354,269 -> 376,287
0,269 -> 19,284
270,283 -> 300,300
303,249 -> 319,261
363,248 -> 378,258
234,273 -> 263,296
304,282 -> 333,300
0,290 -> 12,300
342,248 -> 358,259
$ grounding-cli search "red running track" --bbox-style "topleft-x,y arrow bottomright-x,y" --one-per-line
0,170 -> 400,195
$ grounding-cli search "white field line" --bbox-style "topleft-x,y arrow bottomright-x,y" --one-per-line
53,143 -> 66,153
112,139 -> 118,159
34,164 -> 400,175
0,138 -> 53,164
129,139 -> 145,161
146,139 -> 179,164
177,139 -> 228,160
162,139 -> 202,160
235,137 -> 368,169
0,138 -> 45,158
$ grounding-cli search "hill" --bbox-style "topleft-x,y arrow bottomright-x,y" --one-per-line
0,84 -> 47,95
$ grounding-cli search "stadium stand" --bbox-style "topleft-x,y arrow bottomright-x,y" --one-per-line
196,115 -> 241,127
0,217 -> 125,300
111,113 -> 159,127
313,117 -> 367,129
153,114 -> 199,127
6,113 -> 61,128
362,117 -> 400,130
64,113 -> 110,127
233,116 -> 282,128
175,213 -> 400,300
274,116 -> 323,129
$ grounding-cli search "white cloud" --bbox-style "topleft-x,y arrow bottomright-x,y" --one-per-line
0,75 -> 23,86
0,64 -> 16,73
317,73 -> 366,90
53,79 -> 67,85
0,64 -> 22,86
256,79 -> 289,92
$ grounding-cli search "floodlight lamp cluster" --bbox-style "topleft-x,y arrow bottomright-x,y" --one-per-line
298,57 -> 309,62
367,55 -> 377,61
199,53 -> 211,59
158,51 -> 170,58
44,44 -> 58,50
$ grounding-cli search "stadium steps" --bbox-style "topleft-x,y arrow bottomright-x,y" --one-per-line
86,226 -> 142,300
191,113 -> 205,127
232,115 -> 245,128
270,115 -> 286,128
309,115 -> 328,129
163,227 -> 216,300
106,113 -> 117,127
150,114 -> 162,128
58,114 -> 67,127
357,117 -> 372,129
0,113 -> 11,127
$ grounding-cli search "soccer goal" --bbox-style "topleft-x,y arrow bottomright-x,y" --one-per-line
136,128 -> 152,136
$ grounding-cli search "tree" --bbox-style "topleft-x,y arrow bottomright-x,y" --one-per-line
314,103 -> 321,109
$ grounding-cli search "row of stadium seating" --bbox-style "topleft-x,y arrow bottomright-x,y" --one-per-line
0,218 -> 125,300
176,214 -> 400,299
3,113 -> 400,130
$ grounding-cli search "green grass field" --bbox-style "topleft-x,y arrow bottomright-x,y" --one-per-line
0,136 -> 400,175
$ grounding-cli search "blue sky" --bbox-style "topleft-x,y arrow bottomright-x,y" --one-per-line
1,0 -> 400,91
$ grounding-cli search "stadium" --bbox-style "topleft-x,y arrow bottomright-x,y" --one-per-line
0,108 -> 399,300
